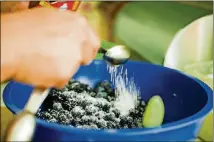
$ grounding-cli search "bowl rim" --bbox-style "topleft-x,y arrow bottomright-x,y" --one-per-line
3,60 -> 213,135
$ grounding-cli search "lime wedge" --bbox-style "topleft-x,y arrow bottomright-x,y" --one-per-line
183,61 -> 213,141
183,61 -> 213,89
199,111 -> 213,141
143,95 -> 165,128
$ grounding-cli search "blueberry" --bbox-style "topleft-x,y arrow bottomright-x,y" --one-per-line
41,112 -> 52,120
36,113 -> 41,118
104,112 -> 115,121
73,83 -> 85,93
95,103 -> 102,108
81,115 -> 90,124
111,109 -> 120,118
139,106 -> 145,112
135,107 -> 144,118
89,124 -> 98,129
119,116 -> 134,128
95,86 -> 105,93
68,98 -> 78,107
76,125 -> 83,129
68,81 -> 84,92
135,119 -> 142,128
60,120 -> 71,125
95,98 -> 109,108
68,79 -> 75,85
57,96 -> 64,102
89,92 -> 96,97
49,110 -> 59,118
119,116 -> 127,127
79,100 -> 88,109
113,118 -> 121,128
71,81 -> 81,87
129,109 -> 137,118
74,117 -> 82,125
89,115 -> 99,123
94,111 -> 106,119
102,103 -> 110,112
106,121 -> 116,128
81,125 -> 91,129
61,110 -> 70,116
58,114 -> 67,122
72,106 -> 85,118
123,125 -> 129,129
70,119 -> 76,126
100,80 -> 113,95
96,119 -> 107,128
141,101 -> 146,106
49,88 -> 62,95
63,102 -> 72,111
96,92 -> 108,99
80,84 -> 88,90
86,86 -> 93,92
66,85 -> 73,91
100,80 -> 111,89
106,87 -> 114,95
126,117 -> 134,127
48,118 -> 57,123
106,96 -> 112,102
85,105 -> 99,115
67,113 -> 73,119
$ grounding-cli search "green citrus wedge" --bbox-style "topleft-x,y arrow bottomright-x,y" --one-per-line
143,95 -> 165,128
183,61 -> 213,141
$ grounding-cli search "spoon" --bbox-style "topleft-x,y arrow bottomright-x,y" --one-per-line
4,88 -> 50,141
98,45 -> 130,66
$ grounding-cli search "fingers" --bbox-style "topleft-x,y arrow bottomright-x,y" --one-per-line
88,27 -> 100,53
74,15 -> 100,65
11,10 -> 100,90
14,58 -> 81,89
53,60 -> 80,89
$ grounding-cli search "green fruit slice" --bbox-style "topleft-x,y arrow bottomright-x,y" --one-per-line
143,95 -> 165,128
183,61 -> 213,89
183,61 -> 213,141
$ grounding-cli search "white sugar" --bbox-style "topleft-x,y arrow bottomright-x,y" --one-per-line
107,65 -> 140,116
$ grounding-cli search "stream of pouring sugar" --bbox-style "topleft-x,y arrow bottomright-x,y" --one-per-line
107,65 -> 140,116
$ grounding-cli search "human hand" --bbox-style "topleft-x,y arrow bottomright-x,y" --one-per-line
1,7 -> 100,88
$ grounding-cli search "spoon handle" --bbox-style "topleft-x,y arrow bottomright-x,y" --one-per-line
4,88 -> 50,141
24,88 -> 50,114
98,47 -> 107,54
4,111 -> 36,141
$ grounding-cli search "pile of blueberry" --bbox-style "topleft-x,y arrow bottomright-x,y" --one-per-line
36,80 -> 146,129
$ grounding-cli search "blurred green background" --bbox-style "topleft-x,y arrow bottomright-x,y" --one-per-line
113,2 -> 212,64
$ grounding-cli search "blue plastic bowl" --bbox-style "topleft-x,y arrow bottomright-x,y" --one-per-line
3,60 -> 213,141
